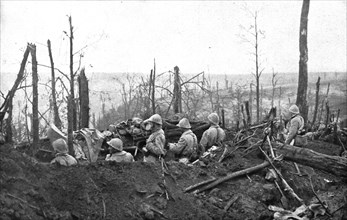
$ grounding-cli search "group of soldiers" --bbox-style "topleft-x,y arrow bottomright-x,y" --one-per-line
50,104 -> 305,167
50,112 -> 226,166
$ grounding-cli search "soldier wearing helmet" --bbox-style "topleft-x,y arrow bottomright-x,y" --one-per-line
105,138 -> 134,162
283,104 -> 305,145
168,118 -> 198,164
200,113 -> 226,153
143,114 -> 166,163
50,138 -> 78,166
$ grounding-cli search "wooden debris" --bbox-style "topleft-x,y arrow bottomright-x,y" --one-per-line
308,176 -> 332,216
193,160 -> 270,193
224,194 -> 241,212
149,205 -> 169,219
258,146 -> 305,206
184,177 -> 217,192
6,193 -> 40,211
219,133 -> 256,163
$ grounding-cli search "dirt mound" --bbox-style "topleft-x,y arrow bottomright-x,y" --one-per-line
1,140 -> 347,220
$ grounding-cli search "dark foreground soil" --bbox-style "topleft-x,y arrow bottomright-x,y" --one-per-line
1,139 -> 346,220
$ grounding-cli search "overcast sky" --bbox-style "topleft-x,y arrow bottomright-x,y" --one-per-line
0,0 -> 346,83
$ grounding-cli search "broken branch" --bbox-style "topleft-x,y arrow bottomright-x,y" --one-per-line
184,177 -> 217,192
194,160 -> 270,193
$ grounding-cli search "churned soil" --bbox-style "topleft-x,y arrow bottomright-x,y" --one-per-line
0,139 -> 346,220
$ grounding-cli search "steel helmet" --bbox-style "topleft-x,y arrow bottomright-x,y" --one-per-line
52,138 -> 68,154
177,118 -> 191,129
107,138 -> 123,151
146,114 -> 162,125
132,117 -> 143,126
208,113 -> 219,125
289,104 -> 300,114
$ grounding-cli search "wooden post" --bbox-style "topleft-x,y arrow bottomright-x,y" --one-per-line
78,68 -> 89,128
311,76 -> 320,127
30,43 -> 39,153
47,39 -> 62,129
296,0 -> 310,122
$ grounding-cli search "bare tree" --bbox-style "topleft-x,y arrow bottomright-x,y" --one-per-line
296,0 -> 310,122
47,39 -> 62,129
66,16 -> 75,155
239,9 -> 265,123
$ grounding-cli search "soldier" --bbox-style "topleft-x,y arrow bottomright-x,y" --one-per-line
142,114 -> 166,163
168,118 -> 198,164
200,113 -> 225,153
283,104 -> 305,145
50,138 -> 78,166
105,138 -> 134,162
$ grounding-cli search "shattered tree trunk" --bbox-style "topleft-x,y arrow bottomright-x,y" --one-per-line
47,39 -> 62,129
318,83 -> 330,125
78,68 -> 89,129
254,13 -> 260,123
152,60 -> 156,114
311,76 -> 320,127
245,101 -> 251,126
173,66 -> 182,113
273,143 -> 347,178
0,46 -> 30,122
148,70 -> 153,116
30,44 -> 39,153
296,0 -> 310,122
249,83 -> 253,123
67,16 -> 75,155
5,98 -> 13,143
325,102 -> 330,128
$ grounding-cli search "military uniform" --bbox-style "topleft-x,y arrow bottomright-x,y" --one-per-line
285,114 -> 305,145
144,129 -> 166,163
200,125 -> 225,152
50,138 -> 78,166
105,151 -> 134,162
51,153 -> 77,166
169,129 -> 198,163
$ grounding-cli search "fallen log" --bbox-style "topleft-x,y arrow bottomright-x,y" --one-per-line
272,143 -> 347,178
194,160 -> 270,193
